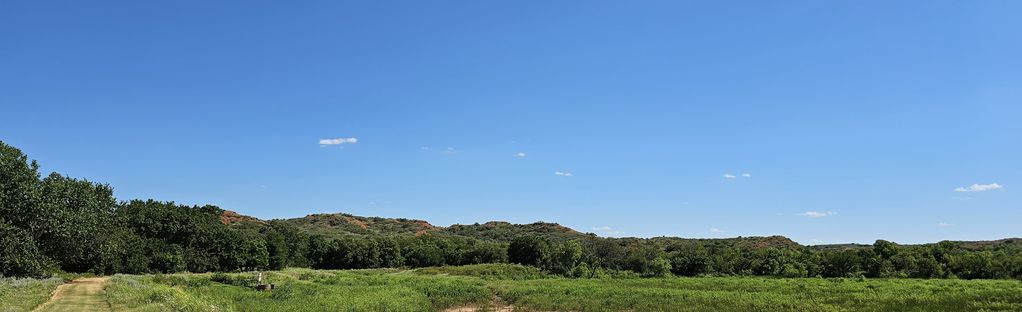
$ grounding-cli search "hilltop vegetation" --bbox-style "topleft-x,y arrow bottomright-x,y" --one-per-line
2,140 -> 1022,281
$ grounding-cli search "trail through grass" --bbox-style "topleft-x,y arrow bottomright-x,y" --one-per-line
32,277 -> 110,312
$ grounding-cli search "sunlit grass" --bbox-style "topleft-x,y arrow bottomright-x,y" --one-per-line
101,265 -> 1022,312
0,277 -> 63,312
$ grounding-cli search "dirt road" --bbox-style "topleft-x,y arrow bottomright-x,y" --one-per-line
32,277 -> 111,312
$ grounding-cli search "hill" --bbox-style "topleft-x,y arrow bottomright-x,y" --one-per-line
218,210 -> 882,250
221,210 -> 590,243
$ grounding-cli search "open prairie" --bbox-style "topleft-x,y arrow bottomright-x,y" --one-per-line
4,1 -> 1022,312
6,265 -> 1022,312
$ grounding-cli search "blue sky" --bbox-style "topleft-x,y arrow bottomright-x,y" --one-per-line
2,1 -> 1020,244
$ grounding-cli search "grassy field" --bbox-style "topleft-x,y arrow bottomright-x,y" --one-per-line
6,264 -> 1022,311
0,277 -> 63,312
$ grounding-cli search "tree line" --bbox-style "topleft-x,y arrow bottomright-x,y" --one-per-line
2,141 -> 1021,279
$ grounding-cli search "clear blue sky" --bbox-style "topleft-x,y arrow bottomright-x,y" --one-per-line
2,1 -> 1019,244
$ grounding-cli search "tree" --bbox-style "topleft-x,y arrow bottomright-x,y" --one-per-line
669,244 -> 709,276
822,250 -> 862,277
307,235 -> 333,269
508,236 -> 552,268
647,256 -> 673,277
0,221 -> 53,277
549,240 -> 585,276
466,242 -> 507,265
873,240 -> 899,259
36,173 -> 116,273
377,236 -> 405,268
589,238 -> 626,270
949,251 -> 994,279
95,228 -> 150,274
148,240 -> 186,273
404,236 -> 444,267
0,141 -> 42,232
911,252 -> 945,278
263,227 -> 289,270
625,245 -> 672,277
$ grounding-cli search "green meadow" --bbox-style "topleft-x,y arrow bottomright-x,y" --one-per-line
8,264 -> 1020,312
0,277 -> 63,312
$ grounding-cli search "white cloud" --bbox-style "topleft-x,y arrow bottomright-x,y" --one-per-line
555,171 -> 573,177
592,226 -> 621,235
937,222 -> 955,227
319,137 -> 358,145
446,147 -> 456,152
709,228 -> 723,233
515,152 -> 527,157
954,183 -> 1003,192
742,173 -> 751,178
798,211 -> 835,218
722,173 -> 736,179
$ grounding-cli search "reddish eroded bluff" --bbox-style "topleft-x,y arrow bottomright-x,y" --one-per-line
219,210 -> 264,225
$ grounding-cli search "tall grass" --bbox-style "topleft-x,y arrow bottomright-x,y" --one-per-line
413,263 -> 546,280
0,277 -> 62,312
101,265 -> 1022,311
106,269 -> 490,312
491,277 -> 1022,311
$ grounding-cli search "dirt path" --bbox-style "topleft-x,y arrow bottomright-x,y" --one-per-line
32,277 -> 111,312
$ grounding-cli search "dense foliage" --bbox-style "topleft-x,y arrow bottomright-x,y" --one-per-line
2,140 -> 1021,280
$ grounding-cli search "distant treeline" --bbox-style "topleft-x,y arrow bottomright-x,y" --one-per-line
2,141 -> 1021,279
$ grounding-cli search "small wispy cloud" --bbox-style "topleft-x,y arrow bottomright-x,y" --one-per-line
592,226 -> 621,235
798,211 -> 835,218
742,173 -> 751,178
722,173 -> 736,179
709,227 -> 723,233
555,171 -> 573,177
937,222 -> 955,227
515,152 -> 527,158
319,137 -> 358,145
445,147 -> 456,153
954,183 -> 1002,192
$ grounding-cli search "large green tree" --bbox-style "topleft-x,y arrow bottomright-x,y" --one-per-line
36,173 -> 116,272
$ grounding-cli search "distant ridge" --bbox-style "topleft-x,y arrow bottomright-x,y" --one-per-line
224,210 -> 586,242
220,210 -> 1022,249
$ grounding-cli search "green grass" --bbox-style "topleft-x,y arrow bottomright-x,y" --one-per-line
31,264 -> 1022,311
105,269 -> 491,312
413,263 -> 546,280
0,277 -> 62,312
490,277 -> 1022,311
